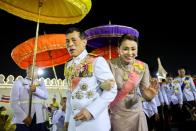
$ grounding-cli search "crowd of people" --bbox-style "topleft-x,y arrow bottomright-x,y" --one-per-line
1,27 -> 195,131
143,68 -> 196,131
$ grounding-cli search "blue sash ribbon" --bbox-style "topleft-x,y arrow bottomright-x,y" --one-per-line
181,77 -> 189,91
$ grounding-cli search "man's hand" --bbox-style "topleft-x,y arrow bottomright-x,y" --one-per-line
30,81 -> 40,92
30,84 -> 37,92
74,108 -> 92,121
23,116 -> 32,126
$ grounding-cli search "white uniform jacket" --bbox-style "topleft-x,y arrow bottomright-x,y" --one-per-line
164,82 -> 183,105
10,78 -> 48,124
143,97 -> 158,118
175,76 -> 196,101
64,50 -> 117,131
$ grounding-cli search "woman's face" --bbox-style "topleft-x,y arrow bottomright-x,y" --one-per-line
118,39 -> 138,63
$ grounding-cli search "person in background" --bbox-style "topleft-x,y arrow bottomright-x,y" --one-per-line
10,65 -> 48,131
165,75 -> 183,122
50,96 -> 59,112
52,97 -> 67,131
174,68 -> 196,130
142,96 -> 159,131
0,106 -> 16,131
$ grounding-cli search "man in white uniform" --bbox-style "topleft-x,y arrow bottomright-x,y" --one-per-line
64,27 -> 117,131
10,65 -> 48,131
175,68 -> 196,122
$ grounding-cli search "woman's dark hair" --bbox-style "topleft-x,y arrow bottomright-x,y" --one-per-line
118,34 -> 138,47
66,27 -> 86,39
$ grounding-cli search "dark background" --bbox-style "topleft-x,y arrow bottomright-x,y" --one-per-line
0,0 -> 195,79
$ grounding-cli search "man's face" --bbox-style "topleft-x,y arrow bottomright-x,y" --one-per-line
178,69 -> 186,77
66,31 -> 87,57
167,77 -> 173,83
27,65 -> 38,79
118,40 -> 138,63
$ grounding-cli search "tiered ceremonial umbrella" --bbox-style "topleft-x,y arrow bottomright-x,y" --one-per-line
85,24 -> 139,59
11,34 -> 70,98
1,0 -> 92,117
11,34 -> 70,70
0,0 -> 92,24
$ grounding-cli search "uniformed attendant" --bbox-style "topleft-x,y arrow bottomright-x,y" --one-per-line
164,75 -> 183,123
175,68 -> 196,103
64,27 -> 117,131
142,97 -> 159,131
160,80 -> 170,106
155,81 -> 168,131
165,76 -> 183,106
174,68 -> 196,122
10,65 -> 48,131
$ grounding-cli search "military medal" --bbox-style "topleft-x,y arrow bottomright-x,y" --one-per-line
86,91 -> 94,99
80,83 -> 88,91
75,91 -> 84,99
64,55 -> 95,92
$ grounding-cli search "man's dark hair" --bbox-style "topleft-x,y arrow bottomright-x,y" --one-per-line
66,27 -> 86,39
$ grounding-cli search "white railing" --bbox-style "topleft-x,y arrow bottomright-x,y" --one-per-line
0,74 -> 68,89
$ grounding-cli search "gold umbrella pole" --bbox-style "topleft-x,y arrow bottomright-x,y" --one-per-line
109,43 -> 111,59
28,0 -> 43,117
109,20 -> 112,59
52,65 -> 62,99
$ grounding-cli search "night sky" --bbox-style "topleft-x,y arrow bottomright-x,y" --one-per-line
0,0 -> 195,79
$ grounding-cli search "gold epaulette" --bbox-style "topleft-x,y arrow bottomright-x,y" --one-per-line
173,80 -> 179,84
185,75 -> 191,78
133,60 -> 145,72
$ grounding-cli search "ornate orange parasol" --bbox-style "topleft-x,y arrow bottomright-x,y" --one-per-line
11,34 -> 70,70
